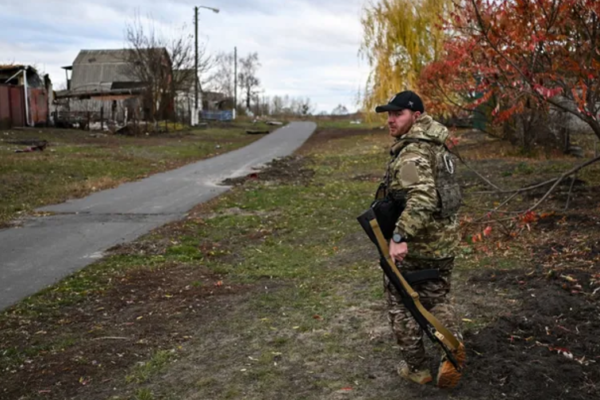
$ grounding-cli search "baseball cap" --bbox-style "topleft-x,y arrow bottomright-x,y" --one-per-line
375,91 -> 425,113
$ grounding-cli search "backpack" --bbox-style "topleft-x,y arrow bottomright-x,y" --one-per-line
429,141 -> 462,218
377,138 -> 461,220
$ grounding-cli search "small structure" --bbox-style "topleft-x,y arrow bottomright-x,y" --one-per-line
200,91 -> 234,121
202,91 -> 232,111
0,65 -> 51,128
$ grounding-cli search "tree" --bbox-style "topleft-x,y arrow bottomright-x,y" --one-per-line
298,97 -> 314,116
271,95 -> 284,115
418,0 -> 600,219
125,15 -> 210,122
238,52 -> 261,111
331,104 -> 349,116
256,95 -> 271,116
208,51 -> 235,99
360,0 -> 452,113
421,0 -> 600,141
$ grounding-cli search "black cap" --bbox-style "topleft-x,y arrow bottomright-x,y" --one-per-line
375,91 -> 425,113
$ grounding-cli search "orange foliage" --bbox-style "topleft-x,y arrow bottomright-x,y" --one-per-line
419,0 -> 600,135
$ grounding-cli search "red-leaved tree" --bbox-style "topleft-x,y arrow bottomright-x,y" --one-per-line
420,0 -> 600,144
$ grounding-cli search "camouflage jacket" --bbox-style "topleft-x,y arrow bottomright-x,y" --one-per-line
385,114 -> 460,260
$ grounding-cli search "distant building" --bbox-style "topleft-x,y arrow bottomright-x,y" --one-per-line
55,48 -> 172,125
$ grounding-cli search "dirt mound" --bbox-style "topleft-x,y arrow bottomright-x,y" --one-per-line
298,127 -> 384,154
221,155 -> 314,186
460,268 -> 600,399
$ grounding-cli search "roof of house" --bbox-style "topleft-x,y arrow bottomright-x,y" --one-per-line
0,65 -> 44,87
69,48 -> 168,93
0,64 -> 26,71
0,64 -> 40,74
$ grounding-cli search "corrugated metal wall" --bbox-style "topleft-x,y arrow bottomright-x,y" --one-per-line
0,85 -> 47,127
9,86 -> 25,127
0,85 -> 25,128
29,88 -> 48,125
0,86 -> 10,128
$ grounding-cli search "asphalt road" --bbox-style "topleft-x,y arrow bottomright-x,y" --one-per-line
0,121 -> 316,310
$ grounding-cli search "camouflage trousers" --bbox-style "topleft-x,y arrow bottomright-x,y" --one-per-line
384,256 -> 459,370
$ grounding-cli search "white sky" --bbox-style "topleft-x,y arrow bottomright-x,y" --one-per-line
0,0 -> 371,113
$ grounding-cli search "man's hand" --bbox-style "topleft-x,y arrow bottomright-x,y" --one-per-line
389,240 -> 408,264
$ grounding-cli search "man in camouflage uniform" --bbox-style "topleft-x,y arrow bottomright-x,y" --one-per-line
374,91 -> 463,387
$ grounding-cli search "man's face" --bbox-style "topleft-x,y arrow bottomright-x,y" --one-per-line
387,109 -> 420,138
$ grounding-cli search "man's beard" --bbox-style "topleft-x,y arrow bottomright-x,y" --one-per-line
389,124 -> 408,137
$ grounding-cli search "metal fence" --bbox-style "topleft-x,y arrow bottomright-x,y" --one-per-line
201,110 -> 233,121
0,85 -> 25,128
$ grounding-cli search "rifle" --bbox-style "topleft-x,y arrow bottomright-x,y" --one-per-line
357,207 -> 463,372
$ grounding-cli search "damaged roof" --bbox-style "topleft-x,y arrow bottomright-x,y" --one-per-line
0,64 -> 39,73
0,65 -> 45,87
69,48 -> 168,93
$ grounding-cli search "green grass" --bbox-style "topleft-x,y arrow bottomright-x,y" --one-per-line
0,122 -> 259,226
126,350 -> 176,384
1,253 -> 164,324
315,118 -> 382,129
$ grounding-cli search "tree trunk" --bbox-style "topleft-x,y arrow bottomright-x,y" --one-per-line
588,118 -> 600,142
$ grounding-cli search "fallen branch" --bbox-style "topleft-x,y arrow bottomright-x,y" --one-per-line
470,191 -> 521,223
470,154 -> 600,216
461,158 -> 503,191
520,155 -> 600,213
471,177 -> 559,195
453,147 -> 504,191
91,336 -> 131,341
462,203 -> 522,215
564,173 -> 577,211
461,154 -> 600,236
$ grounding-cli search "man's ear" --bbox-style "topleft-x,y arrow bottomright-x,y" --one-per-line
412,111 -> 421,122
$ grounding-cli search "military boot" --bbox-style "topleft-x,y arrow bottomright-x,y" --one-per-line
436,341 -> 466,389
397,361 -> 433,385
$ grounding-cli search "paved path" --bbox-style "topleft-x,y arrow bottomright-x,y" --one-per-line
0,122 -> 316,310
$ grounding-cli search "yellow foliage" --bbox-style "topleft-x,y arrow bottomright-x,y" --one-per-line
360,0 -> 451,117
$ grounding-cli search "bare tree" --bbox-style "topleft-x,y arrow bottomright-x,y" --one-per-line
238,52 -> 261,111
267,95 -> 314,117
207,51 -> 235,99
331,104 -> 349,116
298,97 -> 314,116
271,95 -> 284,115
124,15 -> 210,123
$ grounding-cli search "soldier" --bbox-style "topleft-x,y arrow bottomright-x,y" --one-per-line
374,91 -> 464,388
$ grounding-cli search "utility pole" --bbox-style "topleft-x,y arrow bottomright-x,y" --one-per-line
234,46 -> 237,116
194,6 -> 199,112
192,5 -> 219,125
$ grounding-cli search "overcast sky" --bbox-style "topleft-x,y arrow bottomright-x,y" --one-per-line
0,0 -> 371,113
